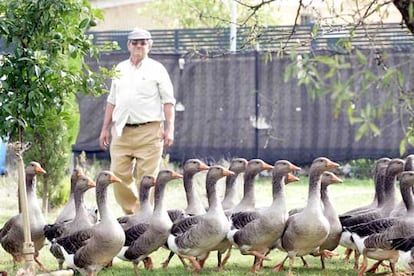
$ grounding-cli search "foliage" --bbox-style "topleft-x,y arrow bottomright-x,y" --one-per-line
347,158 -> 376,179
0,0 -> 115,208
142,1 -> 414,154
140,0 -> 281,29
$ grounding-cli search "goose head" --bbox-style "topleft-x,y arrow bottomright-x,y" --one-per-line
75,175 -> 96,194
26,161 -> 46,176
320,171 -> 343,188
183,159 -> 209,176
228,158 -> 248,174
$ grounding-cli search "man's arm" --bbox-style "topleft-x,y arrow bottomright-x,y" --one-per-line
163,103 -> 175,148
99,103 -> 115,150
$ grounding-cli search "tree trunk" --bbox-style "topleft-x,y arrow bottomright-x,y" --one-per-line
393,0 -> 414,34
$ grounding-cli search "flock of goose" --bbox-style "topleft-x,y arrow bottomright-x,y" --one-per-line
0,155 -> 414,276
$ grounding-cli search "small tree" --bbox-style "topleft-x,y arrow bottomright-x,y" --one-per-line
0,0 -> 112,210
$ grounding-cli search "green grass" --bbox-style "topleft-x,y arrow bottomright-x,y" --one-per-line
0,172 -> 403,275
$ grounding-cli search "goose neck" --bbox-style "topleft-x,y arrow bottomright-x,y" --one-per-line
307,171 -> 322,204
206,177 -> 221,212
96,184 -> 109,219
153,179 -> 169,215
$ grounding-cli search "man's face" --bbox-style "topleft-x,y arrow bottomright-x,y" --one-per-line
128,39 -> 151,58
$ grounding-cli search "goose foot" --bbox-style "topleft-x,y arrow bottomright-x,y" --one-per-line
271,256 -> 288,272
220,248 -> 232,269
246,250 -> 271,261
365,260 -> 384,273
180,255 -> 201,274
301,256 -> 309,267
198,252 -> 210,268
143,257 -> 153,270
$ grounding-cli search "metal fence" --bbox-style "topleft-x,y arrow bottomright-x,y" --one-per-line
91,23 -> 414,54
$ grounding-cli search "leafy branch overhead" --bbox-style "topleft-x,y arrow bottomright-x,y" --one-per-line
145,0 -> 414,154
0,0 -> 115,141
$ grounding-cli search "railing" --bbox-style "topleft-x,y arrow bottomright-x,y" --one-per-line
91,22 -> 414,54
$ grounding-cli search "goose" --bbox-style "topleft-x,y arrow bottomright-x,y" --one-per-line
196,159 -> 273,271
271,157 -> 339,275
117,175 -> 156,230
167,158 -> 209,221
339,157 -> 391,267
221,158 -> 248,212
389,154 -> 414,217
55,167 -> 84,223
341,157 -> 391,217
56,170 -> 125,275
43,175 -> 96,270
390,234 -> 414,273
161,159 -> 209,268
231,159 -> 274,213
0,161 -> 47,270
191,158 -> 248,271
167,165 -> 234,273
117,170 -> 183,276
227,160 -> 301,273
340,158 -> 404,227
352,170 -> 414,276
310,171 -> 343,269
282,171 -> 343,269
339,158 -> 405,270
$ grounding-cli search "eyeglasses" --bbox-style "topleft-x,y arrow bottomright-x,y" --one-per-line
130,40 -> 148,46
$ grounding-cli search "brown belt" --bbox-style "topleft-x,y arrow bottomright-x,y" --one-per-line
125,122 -> 153,128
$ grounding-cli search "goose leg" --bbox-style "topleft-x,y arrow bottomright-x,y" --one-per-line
301,256 -> 309,267
198,252 -> 210,268
133,261 -> 140,276
244,250 -> 271,261
343,248 -> 353,265
287,256 -> 295,276
320,255 -> 326,270
357,253 -> 368,276
186,256 -> 202,274
250,255 -> 264,273
220,248 -> 232,269
34,256 -> 47,271
354,249 -> 360,270
271,255 -> 288,272
143,257 -> 153,270
161,251 -> 175,269
365,260 -> 382,273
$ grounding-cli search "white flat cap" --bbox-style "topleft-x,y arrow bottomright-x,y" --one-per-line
128,28 -> 152,40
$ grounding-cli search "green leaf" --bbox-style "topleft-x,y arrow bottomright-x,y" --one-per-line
355,50 -> 367,65
368,122 -> 381,136
400,139 -> 407,156
355,123 -> 368,141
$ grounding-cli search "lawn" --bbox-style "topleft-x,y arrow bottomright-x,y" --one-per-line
0,167 -> 403,275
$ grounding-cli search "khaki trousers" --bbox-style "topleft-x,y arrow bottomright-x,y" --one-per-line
110,122 -> 163,214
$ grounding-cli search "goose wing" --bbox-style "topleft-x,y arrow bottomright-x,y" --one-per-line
230,211 -> 259,229
56,228 -> 92,254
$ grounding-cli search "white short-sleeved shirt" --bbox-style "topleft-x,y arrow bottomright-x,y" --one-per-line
107,57 -> 176,136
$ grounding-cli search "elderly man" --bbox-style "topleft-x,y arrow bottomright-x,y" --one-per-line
99,28 -> 176,214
